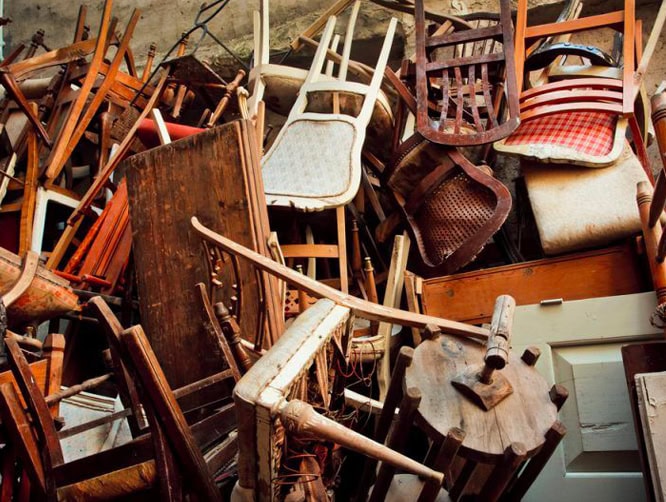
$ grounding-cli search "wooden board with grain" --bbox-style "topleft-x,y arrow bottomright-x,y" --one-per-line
125,120 -> 279,388
636,371 -> 666,502
421,244 -> 648,324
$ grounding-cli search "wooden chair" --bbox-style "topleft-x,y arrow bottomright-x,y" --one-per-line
231,298 -> 445,501
494,0 -> 666,173
261,11 -> 397,294
54,179 -> 132,296
356,346 -> 464,502
118,324 -> 237,501
381,72 -> 511,276
0,333 -> 64,499
389,141 -> 510,275
0,317 -> 238,500
413,0 -> 519,146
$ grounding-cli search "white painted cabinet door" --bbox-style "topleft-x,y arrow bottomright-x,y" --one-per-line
511,292 -> 661,502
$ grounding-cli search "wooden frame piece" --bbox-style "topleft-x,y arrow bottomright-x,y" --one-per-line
191,216 -> 488,340
414,0 -> 519,146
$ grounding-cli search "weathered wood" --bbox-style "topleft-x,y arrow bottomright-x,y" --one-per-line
451,296 -> 515,411
369,387 -> 424,502
420,243 -> 648,324
377,233 -> 410,400
121,325 -> 222,502
636,371 -> 666,501
126,121 -> 280,387
192,217 -> 489,341
405,333 -> 557,461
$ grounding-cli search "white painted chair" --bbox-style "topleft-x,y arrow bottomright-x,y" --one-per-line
261,8 -> 397,293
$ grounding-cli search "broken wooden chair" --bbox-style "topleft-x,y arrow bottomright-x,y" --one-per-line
191,216 -> 489,342
354,345 -> 464,501
0,333 -> 64,498
403,297 -> 567,501
413,0 -> 520,146
261,12 -> 397,294
231,298 -> 445,501
118,324 -> 237,501
0,309 -> 238,500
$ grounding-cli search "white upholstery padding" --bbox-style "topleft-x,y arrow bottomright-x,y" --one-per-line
524,144 -> 648,255
262,119 -> 357,204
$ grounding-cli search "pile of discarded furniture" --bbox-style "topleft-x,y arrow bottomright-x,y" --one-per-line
1,0 -> 666,499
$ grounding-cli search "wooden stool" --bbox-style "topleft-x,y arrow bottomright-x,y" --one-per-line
405,296 -> 567,501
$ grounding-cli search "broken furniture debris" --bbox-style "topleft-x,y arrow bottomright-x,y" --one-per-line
1,0 -> 666,499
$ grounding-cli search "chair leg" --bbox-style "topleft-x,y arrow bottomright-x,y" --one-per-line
478,443 -> 527,502
417,427 -> 466,502
355,346 -> 414,502
336,206 -> 349,293
369,386 -> 422,502
503,421 -> 566,501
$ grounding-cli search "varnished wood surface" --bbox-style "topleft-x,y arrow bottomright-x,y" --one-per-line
420,244 -> 648,324
405,334 -> 557,461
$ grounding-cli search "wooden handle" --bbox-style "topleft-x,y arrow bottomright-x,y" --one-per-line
637,182 -> 666,306
280,399 -> 444,484
652,89 -> 666,174
484,295 -> 515,372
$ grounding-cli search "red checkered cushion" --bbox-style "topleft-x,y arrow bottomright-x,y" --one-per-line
504,111 -> 617,157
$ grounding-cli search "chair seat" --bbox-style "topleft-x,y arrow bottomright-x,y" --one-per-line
413,170 -> 498,267
524,143 -> 648,255
262,118 -> 359,210
496,110 -> 626,167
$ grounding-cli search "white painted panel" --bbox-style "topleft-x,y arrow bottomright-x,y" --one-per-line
512,293 -> 661,502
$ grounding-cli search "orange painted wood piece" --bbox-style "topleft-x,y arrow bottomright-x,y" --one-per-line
18,129 -> 39,256
0,247 -> 80,326
420,244 -> 649,325
43,0 -> 114,179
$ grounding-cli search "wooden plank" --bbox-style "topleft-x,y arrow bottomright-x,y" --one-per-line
18,129 -> 38,256
377,233 -> 410,400
126,120 -> 278,387
421,244 -> 649,324
636,371 -> 666,501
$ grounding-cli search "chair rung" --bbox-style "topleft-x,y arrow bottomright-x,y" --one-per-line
425,52 -> 504,73
280,244 -> 340,259
426,24 -> 502,48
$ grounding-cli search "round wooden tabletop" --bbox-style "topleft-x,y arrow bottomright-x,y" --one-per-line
405,334 -> 557,461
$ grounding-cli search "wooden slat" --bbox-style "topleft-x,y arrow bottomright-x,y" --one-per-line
280,244 -> 339,259
421,244 -> 649,324
524,11 -> 624,40
425,52 -> 504,73
426,23 -> 502,48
